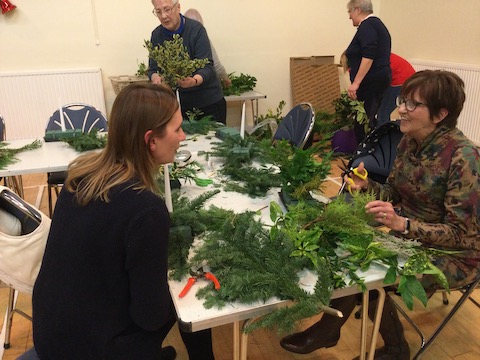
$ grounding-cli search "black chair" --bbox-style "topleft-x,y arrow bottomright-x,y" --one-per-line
0,186 -> 50,349
17,347 -> 40,360
45,103 -> 108,216
344,120 -> 403,184
0,113 -> 4,141
337,120 -> 403,198
0,114 -> 24,197
390,278 -> 480,359
272,102 -> 315,149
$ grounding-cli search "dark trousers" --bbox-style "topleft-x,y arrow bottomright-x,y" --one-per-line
354,75 -> 390,144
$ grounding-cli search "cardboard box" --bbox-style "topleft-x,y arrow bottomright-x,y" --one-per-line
290,56 -> 340,113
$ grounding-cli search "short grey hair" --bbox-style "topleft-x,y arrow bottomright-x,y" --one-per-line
347,0 -> 373,14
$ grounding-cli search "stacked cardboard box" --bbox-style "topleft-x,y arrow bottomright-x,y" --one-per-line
290,56 -> 340,113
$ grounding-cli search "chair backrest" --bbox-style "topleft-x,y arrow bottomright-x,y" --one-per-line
347,120 -> 403,183
0,186 -> 51,294
45,103 -> 108,133
273,102 -> 315,149
0,114 -> 5,141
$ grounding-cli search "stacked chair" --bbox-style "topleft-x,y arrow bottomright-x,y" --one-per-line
45,103 -> 107,216
0,186 -> 51,349
272,102 -> 315,149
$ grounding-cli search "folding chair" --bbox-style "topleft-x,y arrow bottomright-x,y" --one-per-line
0,115 -> 24,197
272,102 -> 315,149
0,186 -> 51,349
391,278 -> 480,359
342,120 -> 403,185
45,103 -> 108,216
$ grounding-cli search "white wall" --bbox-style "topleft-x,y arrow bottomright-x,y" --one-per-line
1,0 -> 479,126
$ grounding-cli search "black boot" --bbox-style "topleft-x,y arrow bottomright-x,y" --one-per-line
160,346 -> 177,360
353,295 -> 410,360
280,295 -> 358,354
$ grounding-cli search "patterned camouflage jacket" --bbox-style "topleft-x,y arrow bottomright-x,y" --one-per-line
369,125 -> 480,262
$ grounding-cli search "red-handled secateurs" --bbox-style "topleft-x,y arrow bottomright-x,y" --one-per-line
178,265 -> 221,298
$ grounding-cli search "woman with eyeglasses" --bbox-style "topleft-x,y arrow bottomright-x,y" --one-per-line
281,70 -> 480,359
148,0 -> 227,124
31,83 -> 214,360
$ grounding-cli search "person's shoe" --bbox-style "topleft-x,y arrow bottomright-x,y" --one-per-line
280,321 -> 340,354
160,346 -> 177,360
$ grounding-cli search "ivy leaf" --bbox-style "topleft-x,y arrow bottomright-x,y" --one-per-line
269,201 -> 283,223
384,266 -> 398,285
398,275 -> 428,309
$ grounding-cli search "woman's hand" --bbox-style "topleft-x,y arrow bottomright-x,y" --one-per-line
343,162 -> 368,192
365,200 -> 406,232
347,82 -> 359,100
151,73 -> 163,85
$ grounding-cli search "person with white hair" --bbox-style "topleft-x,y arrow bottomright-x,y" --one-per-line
184,8 -> 232,88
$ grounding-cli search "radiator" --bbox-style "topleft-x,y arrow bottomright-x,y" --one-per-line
409,59 -> 480,146
0,68 -> 106,140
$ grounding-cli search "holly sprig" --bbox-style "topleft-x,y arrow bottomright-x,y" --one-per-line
145,34 -> 209,90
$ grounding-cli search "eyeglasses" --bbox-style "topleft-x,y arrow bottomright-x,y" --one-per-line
152,2 -> 178,17
396,97 -> 427,112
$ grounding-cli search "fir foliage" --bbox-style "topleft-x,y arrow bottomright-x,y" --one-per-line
61,129 -> 107,152
170,191 -> 455,333
202,136 -> 281,197
0,140 -> 42,169
222,72 -> 257,96
182,109 -> 224,135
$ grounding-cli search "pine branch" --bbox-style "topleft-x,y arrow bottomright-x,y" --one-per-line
0,140 -> 42,169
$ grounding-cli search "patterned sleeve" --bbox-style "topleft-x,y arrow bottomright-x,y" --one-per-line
414,144 -> 480,251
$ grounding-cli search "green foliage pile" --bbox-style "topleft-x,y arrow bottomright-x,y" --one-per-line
61,129 -> 107,152
182,109 -> 224,135
223,72 -> 257,96
135,61 -> 148,77
202,136 -> 282,197
267,140 -> 333,200
168,189 -> 451,334
0,140 -> 42,170
145,34 -> 209,90
333,91 -> 369,133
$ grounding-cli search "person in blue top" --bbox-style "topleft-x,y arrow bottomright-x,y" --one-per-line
148,0 -> 227,124
345,0 -> 391,144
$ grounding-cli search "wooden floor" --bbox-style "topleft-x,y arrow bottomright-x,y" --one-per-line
1,166 -> 480,360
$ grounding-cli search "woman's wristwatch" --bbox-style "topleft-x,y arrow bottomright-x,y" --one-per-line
402,217 -> 411,234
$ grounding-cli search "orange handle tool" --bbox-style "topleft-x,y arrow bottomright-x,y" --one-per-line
179,277 -> 196,298
205,272 -> 221,290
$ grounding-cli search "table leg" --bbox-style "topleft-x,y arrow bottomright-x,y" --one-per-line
240,101 -> 246,138
233,321 -> 240,360
251,99 -> 259,124
360,291 -> 369,360
4,176 -> 24,198
368,288 -> 386,360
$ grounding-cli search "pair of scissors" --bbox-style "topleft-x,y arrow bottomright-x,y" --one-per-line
178,265 -> 221,298
339,167 -> 368,195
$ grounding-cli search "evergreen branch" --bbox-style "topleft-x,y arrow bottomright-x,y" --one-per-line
0,140 -> 42,169
61,129 -> 107,152
145,35 -> 209,90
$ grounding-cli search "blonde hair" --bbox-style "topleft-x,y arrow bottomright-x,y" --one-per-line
65,83 -> 179,205
340,51 -> 349,73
